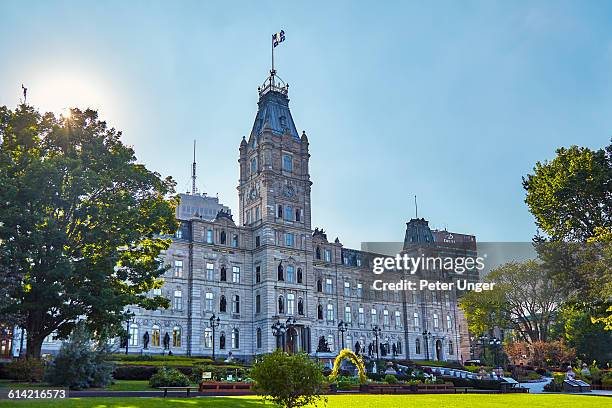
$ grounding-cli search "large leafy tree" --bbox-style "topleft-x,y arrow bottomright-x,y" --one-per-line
0,105 -> 177,359
459,260 -> 564,343
524,142 -> 611,331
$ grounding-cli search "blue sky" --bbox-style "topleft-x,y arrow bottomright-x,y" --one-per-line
1,1 -> 610,248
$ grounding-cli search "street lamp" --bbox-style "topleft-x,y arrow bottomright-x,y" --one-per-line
271,320 -> 286,350
125,309 -> 135,355
338,320 -> 348,350
209,314 -> 220,360
489,336 -> 502,366
478,334 -> 490,362
285,317 -> 297,353
372,325 -> 382,360
422,330 -> 431,360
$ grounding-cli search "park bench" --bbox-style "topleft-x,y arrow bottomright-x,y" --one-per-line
157,386 -> 200,398
198,381 -> 253,394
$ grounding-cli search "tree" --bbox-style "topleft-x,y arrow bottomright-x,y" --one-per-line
251,350 -> 327,408
0,105 -> 177,359
45,324 -> 114,389
523,143 -> 611,242
459,260 -> 564,343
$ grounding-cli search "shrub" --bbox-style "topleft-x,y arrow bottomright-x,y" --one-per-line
44,326 -> 114,390
384,374 -> 398,384
113,365 -> 158,380
6,358 -> 45,382
149,367 -> 191,388
251,350 -> 326,408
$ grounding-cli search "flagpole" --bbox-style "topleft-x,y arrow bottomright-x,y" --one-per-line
271,35 -> 275,87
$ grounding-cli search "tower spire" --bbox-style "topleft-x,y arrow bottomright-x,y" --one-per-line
191,140 -> 197,195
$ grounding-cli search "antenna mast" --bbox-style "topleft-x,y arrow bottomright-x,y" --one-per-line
415,195 -> 418,219
191,140 -> 197,195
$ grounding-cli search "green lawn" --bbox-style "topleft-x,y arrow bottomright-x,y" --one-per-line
0,395 -> 610,408
0,380 -> 192,391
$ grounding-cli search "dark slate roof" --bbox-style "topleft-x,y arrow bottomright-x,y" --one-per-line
250,90 -> 299,140
403,218 -> 434,248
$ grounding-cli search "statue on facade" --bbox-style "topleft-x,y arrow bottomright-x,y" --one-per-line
163,332 -> 170,350
143,331 -> 149,349
354,341 -> 361,356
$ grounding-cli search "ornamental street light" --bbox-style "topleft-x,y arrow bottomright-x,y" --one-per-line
372,325 -> 382,360
422,330 -> 431,360
125,309 -> 136,355
209,314 -> 220,360
285,317 -> 297,353
271,320 -> 286,350
489,336 -> 502,366
338,320 -> 348,350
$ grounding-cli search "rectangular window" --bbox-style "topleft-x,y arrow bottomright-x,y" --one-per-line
371,309 -> 378,325
206,263 -> 214,281
284,206 -> 293,221
174,290 -> 183,311
326,304 -> 334,321
287,294 -> 295,315
129,326 -> 138,346
255,206 -> 260,221
343,256 -> 349,265
255,266 -> 261,283
277,205 -> 283,218
395,311 -> 402,328
233,295 -> 240,314
282,154 -> 293,171
433,313 -> 439,329
255,235 -> 261,247
286,265 -> 295,283
152,288 -> 162,297
295,208 -> 301,222
206,229 -> 213,244
345,306 -> 352,323
231,234 -> 238,248
356,258 -> 362,267
205,292 -> 213,311
357,283 -> 362,298
325,278 -> 333,294
383,309 -> 389,326
324,249 -> 331,263
285,233 -> 294,247
344,281 -> 350,297
174,260 -> 183,277
232,266 -> 240,283
447,315 -> 452,329
256,294 -> 261,314
358,307 -> 365,325
413,312 -> 419,328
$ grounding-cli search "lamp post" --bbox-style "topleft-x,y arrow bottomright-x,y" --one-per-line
372,325 -> 382,360
209,314 -> 220,360
125,309 -> 135,355
338,320 -> 348,350
478,334 -> 490,362
422,330 -> 431,360
285,317 -> 297,353
271,320 -> 286,350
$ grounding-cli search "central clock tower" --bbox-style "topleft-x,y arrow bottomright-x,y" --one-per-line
238,74 -> 312,236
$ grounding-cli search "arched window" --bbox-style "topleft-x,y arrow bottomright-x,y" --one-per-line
172,326 -> 181,348
151,325 -> 160,347
448,341 -> 454,355
220,230 -> 227,245
298,298 -> 304,315
316,278 -> 322,292
297,268 -> 303,283
317,304 -> 323,320
287,294 -> 295,315
220,266 -> 227,281
256,328 -> 262,349
277,263 -> 284,281
397,340 -> 402,355
278,296 -> 285,314
277,204 -> 283,218
316,246 -> 321,260
415,338 -> 421,354
220,332 -> 226,350
447,315 -> 452,329
232,328 -> 240,349
219,295 -> 227,313
204,328 -> 213,348
233,295 -> 240,314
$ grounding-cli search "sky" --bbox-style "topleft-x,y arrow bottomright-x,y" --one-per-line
1,1 -> 610,248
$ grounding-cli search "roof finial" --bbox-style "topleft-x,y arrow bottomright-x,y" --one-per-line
191,140 -> 197,195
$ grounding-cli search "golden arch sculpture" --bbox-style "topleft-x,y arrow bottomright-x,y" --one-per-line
328,348 -> 367,384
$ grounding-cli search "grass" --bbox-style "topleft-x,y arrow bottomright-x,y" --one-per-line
0,394 -> 610,408
0,379 -> 198,392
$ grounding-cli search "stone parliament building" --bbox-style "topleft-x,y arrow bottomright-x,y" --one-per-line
30,70 -> 478,363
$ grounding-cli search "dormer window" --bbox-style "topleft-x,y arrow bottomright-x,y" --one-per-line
250,158 -> 257,174
279,115 -> 287,128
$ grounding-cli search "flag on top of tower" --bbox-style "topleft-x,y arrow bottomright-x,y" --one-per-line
272,30 -> 285,47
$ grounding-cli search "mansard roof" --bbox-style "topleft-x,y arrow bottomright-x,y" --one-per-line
250,88 -> 299,140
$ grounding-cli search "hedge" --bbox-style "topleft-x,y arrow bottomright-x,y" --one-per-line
113,365 -> 193,381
